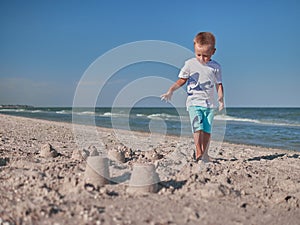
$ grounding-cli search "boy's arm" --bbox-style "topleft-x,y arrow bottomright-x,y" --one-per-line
161,78 -> 188,101
216,83 -> 224,111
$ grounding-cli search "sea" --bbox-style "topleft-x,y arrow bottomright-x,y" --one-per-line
0,107 -> 299,152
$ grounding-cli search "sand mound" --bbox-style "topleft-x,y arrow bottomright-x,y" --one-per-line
40,143 -> 58,158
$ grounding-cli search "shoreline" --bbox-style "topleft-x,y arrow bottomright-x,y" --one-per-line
0,114 -> 299,224
0,113 -> 298,153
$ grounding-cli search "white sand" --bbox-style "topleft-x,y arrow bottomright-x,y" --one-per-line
0,114 -> 299,225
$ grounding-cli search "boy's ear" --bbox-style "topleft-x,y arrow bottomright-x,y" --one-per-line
212,48 -> 216,54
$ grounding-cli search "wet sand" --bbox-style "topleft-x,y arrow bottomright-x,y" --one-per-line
0,114 -> 299,225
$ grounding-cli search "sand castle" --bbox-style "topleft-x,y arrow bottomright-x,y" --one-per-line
127,163 -> 160,194
84,156 -> 110,189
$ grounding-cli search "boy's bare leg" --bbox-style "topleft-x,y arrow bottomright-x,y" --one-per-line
193,131 -> 212,161
201,131 -> 211,162
193,130 -> 204,160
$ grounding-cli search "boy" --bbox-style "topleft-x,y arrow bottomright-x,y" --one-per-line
161,32 -> 224,162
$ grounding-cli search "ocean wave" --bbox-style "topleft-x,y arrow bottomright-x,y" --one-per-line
56,110 -> 71,114
98,112 -> 186,121
79,111 -> 95,115
101,112 -> 128,117
215,115 -> 260,123
70,111 -> 98,117
103,112 -> 113,116
147,113 -> 181,121
136,113 -> 146,117
0,108 -> 26,112
0,109 -> 19,112
215,114 -> 300,127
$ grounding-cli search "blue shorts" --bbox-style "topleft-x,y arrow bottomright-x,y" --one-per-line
188,106 -> 214,133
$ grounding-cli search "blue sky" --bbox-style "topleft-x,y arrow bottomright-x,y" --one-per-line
0,0 -> 299,107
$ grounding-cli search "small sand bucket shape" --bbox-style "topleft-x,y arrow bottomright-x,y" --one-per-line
127,163 -> 160,194
84,156 -> 110,189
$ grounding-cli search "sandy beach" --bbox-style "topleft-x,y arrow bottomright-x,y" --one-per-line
0,114 -> 299,225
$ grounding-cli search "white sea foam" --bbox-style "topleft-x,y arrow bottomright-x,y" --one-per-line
102,112 -> 128,117
103,112 -> 112,116
147,113 -> 178,120
0,108 -> 26,112
214,114 -> 300,127
0,109 -> 18,112
80,111 -> 95,115
56,110 -> 69,114
215,114 -> 260,123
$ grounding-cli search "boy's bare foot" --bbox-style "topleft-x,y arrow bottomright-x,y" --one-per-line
201,155 -> 212,163
196,155 -> 202,161
193,151 -> 202,162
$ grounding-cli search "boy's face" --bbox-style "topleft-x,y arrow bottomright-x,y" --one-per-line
194,44 -> 216,64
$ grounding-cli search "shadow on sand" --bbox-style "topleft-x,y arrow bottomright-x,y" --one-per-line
246,153 -> 299,162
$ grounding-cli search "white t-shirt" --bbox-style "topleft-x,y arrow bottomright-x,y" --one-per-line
178,58 -> 222,109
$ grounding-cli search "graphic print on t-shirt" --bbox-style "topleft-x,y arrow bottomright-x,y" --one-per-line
187,72 -> 214,96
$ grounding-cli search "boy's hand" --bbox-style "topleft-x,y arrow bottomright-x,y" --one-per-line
161,78 -> 187,102
160,91 -> 173,102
